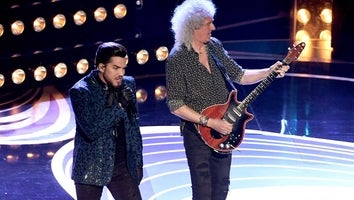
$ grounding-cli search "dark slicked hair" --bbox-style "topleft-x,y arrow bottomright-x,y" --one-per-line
95,42 -> 127,68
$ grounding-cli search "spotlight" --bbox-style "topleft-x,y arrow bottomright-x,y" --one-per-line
76,59 -> 89,74
155,46 -> 169,61
34,66 -> 47,81
33,17 -> 46,32
136,0 -> 143,10
11,69 -> 26,84
94,7 -> 107,22
0,24 -> 3,37
154,85 -> 167,100
296,8 -> 311,24
136,49 -> 149,65
11,20 -> 25,35
0,74 -> 5,87
54,62 -> 67,78
53,14 -> 66,29
73,10 -> 87,26
136,89 -> 148,103
320,8 -> 332,24
114,4 -> 127,19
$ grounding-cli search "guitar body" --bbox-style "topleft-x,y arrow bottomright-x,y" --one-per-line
198,90 -> 254,153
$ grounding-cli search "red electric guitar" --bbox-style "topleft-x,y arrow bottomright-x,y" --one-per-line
198,42 -> 306,153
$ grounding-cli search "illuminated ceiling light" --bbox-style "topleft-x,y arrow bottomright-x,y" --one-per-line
295,30 -> 310,42
74,10 -> 87,25
136,49 -> 149,65
54,62 -> 67,78
154,85 -> 167,100
319,30 -> 331,41
136,89 -> 148,103
76,59 -> 89,74
11,20 -> 25,35
53,14 -> 66,29
296,8 -> 311,24
156,46 -> 169,61
0,24 -> 4,37
12,69 -> 26,84
320,8 -> 332,24
34,66 -> 47,81
94,7 -> 107,22
33,17 -> 46,32
0,74 -> 5,87
114,4 -> 127,19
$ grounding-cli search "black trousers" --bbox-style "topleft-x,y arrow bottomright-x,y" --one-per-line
75,128 -> 142,200
182,122 -> 232,200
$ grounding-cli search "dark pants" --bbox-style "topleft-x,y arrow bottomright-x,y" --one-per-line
75,127 -> 142,200
182,122 -> 232,200
75,161 -> 142,200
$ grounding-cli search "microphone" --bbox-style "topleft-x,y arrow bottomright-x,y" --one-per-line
121,84 -> 138,119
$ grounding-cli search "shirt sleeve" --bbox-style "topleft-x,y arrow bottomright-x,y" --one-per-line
165,53 -> 187,112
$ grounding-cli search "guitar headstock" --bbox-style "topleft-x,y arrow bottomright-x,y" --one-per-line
283,42 -> 306,64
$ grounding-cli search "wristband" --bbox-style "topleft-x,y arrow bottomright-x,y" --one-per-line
198,115 -> 209,126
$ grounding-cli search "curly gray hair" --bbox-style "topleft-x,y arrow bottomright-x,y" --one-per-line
170,0 -> 216,50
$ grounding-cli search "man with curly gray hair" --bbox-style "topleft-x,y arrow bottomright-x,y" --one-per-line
166,0 -> 289,199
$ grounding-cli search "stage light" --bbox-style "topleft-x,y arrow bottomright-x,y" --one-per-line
73,10 -> 87,26
76,59 -> 89,74
94,7 -> 107,22
136,0 -> 143,10
136,88 -> 148,103
295,30 -> 310,43
33,17 -> 46,32
296,8 -> 311,24
0,74 -> 4,87
319,30 -> 331,41
294,0 -> 333,62
11,20 -> 25,35
34,66 -> 47,81
53,14 -> 66,29
0,24 -> 4,37
54,62 -> 67,78
320,8 -> 332,24
11,69 -> 26,84
136,49 -> 149,64
154,85 -> 167,100
155,46 -> 169,61
114,4 -> 127,19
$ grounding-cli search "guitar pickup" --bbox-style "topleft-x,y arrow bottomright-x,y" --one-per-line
226,113 -> 236,122
232,107 -> 242,117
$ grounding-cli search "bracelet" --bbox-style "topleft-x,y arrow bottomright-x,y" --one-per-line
198,115 -> 209,126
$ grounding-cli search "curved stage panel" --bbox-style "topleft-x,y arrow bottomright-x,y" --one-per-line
52,126 -> 354,200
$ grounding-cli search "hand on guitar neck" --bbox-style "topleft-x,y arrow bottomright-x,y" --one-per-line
268,61 -> 290,78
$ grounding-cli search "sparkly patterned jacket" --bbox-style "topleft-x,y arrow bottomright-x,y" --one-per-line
69,70 -> 143,186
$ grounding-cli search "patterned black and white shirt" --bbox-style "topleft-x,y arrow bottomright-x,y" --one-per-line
166,37 -> 245,113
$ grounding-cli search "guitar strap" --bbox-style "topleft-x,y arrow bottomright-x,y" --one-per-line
210,51 -> 237,92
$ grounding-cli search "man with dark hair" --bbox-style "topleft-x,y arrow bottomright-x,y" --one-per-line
69,42 -> 143,200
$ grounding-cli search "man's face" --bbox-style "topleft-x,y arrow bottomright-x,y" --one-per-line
194,17 -> 216,44
100,56 -> 128,88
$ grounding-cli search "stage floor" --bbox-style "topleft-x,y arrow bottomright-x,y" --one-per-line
1,68 -> 353,200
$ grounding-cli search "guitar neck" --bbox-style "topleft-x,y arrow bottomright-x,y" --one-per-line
236,42 -> 305,111
241,68 -> 280,108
